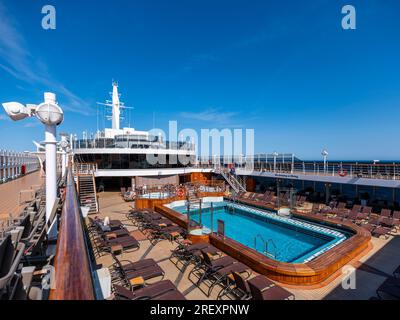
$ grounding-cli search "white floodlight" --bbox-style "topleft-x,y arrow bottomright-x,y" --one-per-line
1,92 -> 63,222
321,149 -> 328,173
35,102 -> 64,125
60,139 -> 68,149
2,102 -> 31,121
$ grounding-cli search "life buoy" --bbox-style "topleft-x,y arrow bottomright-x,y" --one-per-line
338,168 -> 348,177
177,187 -> 185,197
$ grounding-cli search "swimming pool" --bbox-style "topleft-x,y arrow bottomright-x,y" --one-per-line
167,200 -> 352,263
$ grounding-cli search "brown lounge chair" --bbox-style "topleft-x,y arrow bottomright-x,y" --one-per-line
113,280 -> 185,300
333,202 -> 347,213
207,262 -> 252,297
371,226 -> 392,239
94,234 -> 140,253
247,275 -> 295,300
381,210 -> 400,229
111,255 -> 165,286
338,204 -> 360,219
356,206 -> 372,222
194,251 -> 238,285
218,271 -> 253,300
124,265 -> 165,284
361,218 -> 391,239
378,209 -> 393,227
113,255 -> 159,273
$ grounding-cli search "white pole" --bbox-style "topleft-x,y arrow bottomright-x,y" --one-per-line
61,136 -> 67,177
44,92 -> 58,222
45,124 -> 57,221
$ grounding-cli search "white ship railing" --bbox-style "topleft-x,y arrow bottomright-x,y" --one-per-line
0,150 -> 40,183
71,136 -> 195,151
193,156 -> 400,181
73,162 -> 98,175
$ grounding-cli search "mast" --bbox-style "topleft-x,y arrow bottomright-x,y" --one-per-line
97,81 -> 131,131
111,81 -> 120,130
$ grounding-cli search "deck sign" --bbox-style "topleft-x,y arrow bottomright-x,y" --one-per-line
217,219 -> 225,238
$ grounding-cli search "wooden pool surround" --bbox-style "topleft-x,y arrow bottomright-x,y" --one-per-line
135,191 -> 225,210
154,197 -> 371,286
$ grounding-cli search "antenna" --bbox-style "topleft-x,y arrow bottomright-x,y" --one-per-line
96,81 -> 133,130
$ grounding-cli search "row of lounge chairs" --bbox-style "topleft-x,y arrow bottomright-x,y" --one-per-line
235,191 -> 306,208
127,209 -> 187,244
0,192 -> 60,300
314,203 -> 400,239
121,208 -> 295,300
90,209 -> 187,300
88,217 -> 140,256
235,191 -> 399,239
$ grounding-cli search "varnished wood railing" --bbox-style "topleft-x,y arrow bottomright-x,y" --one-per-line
49,167 -> 95,300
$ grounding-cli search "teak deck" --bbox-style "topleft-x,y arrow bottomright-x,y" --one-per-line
154,196 -> 371,286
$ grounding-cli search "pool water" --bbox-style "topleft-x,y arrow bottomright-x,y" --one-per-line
171,202 -> 351,263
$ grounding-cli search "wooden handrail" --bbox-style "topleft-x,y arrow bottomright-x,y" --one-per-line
49,167 -> 95,300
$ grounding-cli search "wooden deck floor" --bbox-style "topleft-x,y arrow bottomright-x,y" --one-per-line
0,170 -> 44,223
94,192 -> 400,300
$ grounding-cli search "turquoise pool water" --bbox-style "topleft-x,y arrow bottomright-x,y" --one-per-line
170,201 -> 351,263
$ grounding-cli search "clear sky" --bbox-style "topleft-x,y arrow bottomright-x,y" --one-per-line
0,0 -> 399,160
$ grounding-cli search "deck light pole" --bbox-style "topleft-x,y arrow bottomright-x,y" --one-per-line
60,133 -> 69,178
2,92 -> 64,222
321,149 -> 328,174
272,151 -> 278,172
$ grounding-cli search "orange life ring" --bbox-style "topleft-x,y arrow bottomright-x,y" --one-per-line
177,187 -> 185,197
338,168 -> 348,177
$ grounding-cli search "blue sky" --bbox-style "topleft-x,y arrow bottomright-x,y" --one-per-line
0,0 -> 400,160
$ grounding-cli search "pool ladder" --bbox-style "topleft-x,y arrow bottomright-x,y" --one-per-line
254,234 -> 277,259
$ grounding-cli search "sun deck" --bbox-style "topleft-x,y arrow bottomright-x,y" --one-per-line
0,170 -> 43,223
93,191 -> 400,300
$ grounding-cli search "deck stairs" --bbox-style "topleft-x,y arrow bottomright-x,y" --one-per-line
215,168 -> 246,194
77,174 -> 99,214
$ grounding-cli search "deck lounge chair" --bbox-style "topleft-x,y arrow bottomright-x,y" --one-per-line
247,275 -> 295,300
342,210 -> 359,223
371,226 -> 392,239
386,211 -> 400,228
356,206 -> 372,222
193,251 -> 238,286
377,209 -> 394,227
331,202 -> 348,216
206,262 -> 251,297
93,234 -> 140,254
111,254 -> 165,287
113,256 -> 158,272
0,235 -> 26,299
123,265 -> 165,286
361,218 -> 392,238
151,289 -> 186,300
170,242 -> 220,268
218,271 -> 252,300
